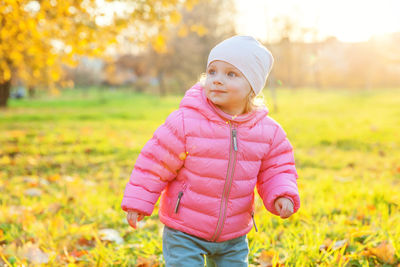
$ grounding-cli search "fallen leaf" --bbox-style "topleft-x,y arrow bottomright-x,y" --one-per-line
47,203 -> 62,213
259,250 -> 274,267
335,254 -> 350,265
98,229 -> 124,244
77,236 -> 95,247
24,188 -> 42,197
64,176 -> 75,182
367,241 -> 396,264
319,239 -> 347,252
332,239 -> 348,250
0,229 -> 5,245
70,249 -> 88,259
27,157 -> 37,166
356,212 -> 365,220
47,174 -> 61,182
0,155 -> 11,165
39,178 -> 50,186
258,250 -> 284,267
23,176 -> 39,187
319,238 -> 332,252
136,256 -> 159,267
18,242 -> 49,264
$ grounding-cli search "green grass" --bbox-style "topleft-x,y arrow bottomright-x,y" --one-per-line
1,87 -> 400,266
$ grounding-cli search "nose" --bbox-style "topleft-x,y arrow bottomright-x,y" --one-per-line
213,79 -> 222,86
212,73 -> 224,85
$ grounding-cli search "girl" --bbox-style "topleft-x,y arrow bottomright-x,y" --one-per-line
121,35 -> 300,266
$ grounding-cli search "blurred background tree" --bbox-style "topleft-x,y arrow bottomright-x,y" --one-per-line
1,0 -> 400,108
0,0 -> 199,107
102,0 -> 236,96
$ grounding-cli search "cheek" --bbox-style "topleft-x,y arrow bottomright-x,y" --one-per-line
236,83 -> 251,100
204,80 -> 212,93
229,86 -> 248,100
204,84 -> 212,98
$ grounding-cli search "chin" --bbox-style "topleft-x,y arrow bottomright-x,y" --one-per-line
208,96 -> 225,106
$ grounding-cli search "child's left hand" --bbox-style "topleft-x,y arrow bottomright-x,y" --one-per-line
274,197 -> 294,219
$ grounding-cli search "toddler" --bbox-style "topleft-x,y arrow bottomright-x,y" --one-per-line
121,35 -> 300,266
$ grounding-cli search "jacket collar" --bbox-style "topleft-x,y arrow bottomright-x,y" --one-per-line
179,83 -> 269,127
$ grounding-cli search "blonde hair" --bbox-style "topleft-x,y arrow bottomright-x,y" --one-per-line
198,73 -> 265,114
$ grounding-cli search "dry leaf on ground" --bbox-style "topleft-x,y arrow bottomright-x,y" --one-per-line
366,241 -> 396,264
98,228 -> 124,244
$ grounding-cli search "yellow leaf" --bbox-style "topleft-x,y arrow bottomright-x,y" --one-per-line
368,241 -> 396,264
18,21 -> 26,31
258,250 -> 283,267
161,0 -> 173,7
184,0 -> 195,11
46,57 -> 55,66
0,156 -> 11,165
3,67 -> 11,81
190,24 -> 208,36
50,70 -> 60,81
17,33 -> 24,42
47,174 -> 61,182
33,70 -> 40,79
37,12 -> 45,21
92,48 -> 102,56
178,26 -> 188,37
27,19 -> 36,31
169,10 -> 181,24
152,35 -> 167,54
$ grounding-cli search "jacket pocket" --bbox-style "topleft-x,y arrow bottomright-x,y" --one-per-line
174,183 -> 187,214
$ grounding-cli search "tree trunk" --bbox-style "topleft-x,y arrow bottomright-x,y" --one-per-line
28,85 -> 35,98
0,80 -> 11,108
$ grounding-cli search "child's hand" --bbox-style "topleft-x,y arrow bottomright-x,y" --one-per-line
274,197 -> 294,219
126,211 -> 145,229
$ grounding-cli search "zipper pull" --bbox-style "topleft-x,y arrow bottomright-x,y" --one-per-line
174,191 -> 184,213
232,129 -> 238,151
252,211 -> 258,232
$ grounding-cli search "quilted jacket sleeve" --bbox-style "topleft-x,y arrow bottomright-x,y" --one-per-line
256,124 -> 300,216
121,110 -> 186,215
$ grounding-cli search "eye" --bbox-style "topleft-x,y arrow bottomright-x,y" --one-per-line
227,71 -> 237,77
208,69 -> 215,75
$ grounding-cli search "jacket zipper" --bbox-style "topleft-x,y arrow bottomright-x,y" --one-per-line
211,122 -> 238,241
174,183 -> 187,213
252,211 -> 258,232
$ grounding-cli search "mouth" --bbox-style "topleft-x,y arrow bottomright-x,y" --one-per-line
210,89 -> 227,93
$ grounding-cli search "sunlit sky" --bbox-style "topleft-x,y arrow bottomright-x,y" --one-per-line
94,0 -> 400,43
235,0 -> 400,42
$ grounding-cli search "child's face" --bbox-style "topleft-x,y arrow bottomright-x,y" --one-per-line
204,60 -> 252,116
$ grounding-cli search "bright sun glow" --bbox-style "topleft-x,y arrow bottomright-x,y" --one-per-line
234,0 -> 400,42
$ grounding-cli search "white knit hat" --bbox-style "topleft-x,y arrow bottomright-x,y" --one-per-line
207,35 -> 274,95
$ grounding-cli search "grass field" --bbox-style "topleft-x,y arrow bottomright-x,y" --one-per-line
1,87 -> 400,266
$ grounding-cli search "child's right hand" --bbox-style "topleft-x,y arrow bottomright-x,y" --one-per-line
274,197 -> 294,219
126,211 -> 145,229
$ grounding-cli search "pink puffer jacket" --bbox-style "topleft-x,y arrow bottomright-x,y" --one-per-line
121,83 -> 300,242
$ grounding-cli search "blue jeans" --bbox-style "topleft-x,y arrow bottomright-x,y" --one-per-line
162,226 -> 249,267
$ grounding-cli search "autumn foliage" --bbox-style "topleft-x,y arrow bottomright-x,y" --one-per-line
0,0 -> 199,106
